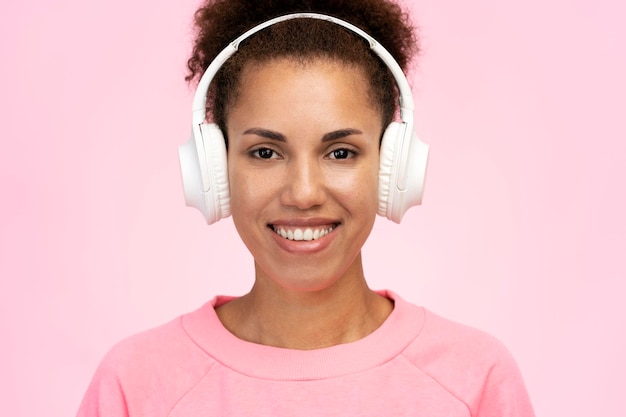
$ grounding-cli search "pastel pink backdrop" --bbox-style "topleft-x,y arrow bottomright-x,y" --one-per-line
1,0 -> 624,415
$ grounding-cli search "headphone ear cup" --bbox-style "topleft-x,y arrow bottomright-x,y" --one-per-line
378,122 -> 429,223
377,122 -> 400,219
178,123 -> 230,224
202,123 -> 231,222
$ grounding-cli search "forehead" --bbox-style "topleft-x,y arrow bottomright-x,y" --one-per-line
226,58 -> 383,136
243,58 -> 367,90
232,58 -> 379,112
237,58 -> 372,103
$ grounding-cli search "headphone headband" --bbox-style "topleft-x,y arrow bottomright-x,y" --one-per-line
192,12 -> 415,127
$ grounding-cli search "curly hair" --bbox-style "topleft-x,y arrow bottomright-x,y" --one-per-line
186,0 -> 419,144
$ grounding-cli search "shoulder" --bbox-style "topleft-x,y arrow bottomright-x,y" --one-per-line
77,303 -> 219,417
397,301 -> 535,417
102,312 -> 214,379
412,308 -> 513,365
390,296 -> 514,378
387,292 -> 508,363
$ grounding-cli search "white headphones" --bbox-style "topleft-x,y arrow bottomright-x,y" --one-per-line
179,13 -> 429,224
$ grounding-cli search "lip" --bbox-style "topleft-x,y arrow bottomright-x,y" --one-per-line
268,217 -> 340,227
267,218 -> 340,254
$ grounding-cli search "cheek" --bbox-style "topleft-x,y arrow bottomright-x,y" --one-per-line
228,169 -> 266,244
229,170 -> 253,211
328,161 -> 380,208
228,164 -> 275,215
227,161 -> 250,214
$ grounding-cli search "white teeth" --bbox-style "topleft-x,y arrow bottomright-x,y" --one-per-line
271,225 -> 335,241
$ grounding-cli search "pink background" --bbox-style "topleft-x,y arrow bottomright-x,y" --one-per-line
1,0 -> 625,415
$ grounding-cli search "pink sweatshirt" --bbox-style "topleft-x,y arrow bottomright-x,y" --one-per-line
77,291 -> 534,416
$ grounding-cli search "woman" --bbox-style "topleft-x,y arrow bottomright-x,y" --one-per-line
78,0 -> 535,415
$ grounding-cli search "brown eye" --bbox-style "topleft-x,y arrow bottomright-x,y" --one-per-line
251,148 -> 277,159
329,148 -> 355,160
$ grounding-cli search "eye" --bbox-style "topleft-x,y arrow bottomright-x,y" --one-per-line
250,147 -> 279,159
327,148 -> 356,160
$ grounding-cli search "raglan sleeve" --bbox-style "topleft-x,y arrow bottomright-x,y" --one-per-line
474,341 -> 535,417
75,349 -> 130,417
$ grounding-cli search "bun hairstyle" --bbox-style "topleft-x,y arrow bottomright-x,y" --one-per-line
185,0 -> 419,145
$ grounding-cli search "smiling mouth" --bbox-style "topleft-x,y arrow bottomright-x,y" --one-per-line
268,224 -> 337,241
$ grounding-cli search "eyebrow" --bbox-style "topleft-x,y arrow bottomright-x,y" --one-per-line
242,128 -> 363,142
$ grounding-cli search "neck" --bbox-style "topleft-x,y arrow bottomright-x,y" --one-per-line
216,255 -> 393,350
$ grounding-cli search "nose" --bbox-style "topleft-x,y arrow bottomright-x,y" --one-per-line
280,157 -> 326,210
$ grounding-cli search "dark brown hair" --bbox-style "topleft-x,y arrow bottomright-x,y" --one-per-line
186,0 -> 418,144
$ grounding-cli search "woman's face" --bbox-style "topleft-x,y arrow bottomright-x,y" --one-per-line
226,58 -> 383,292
